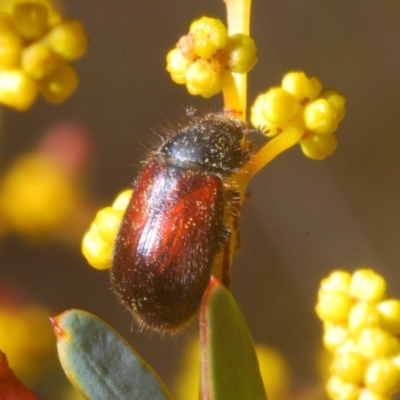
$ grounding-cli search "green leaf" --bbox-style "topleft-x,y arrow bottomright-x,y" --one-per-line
200,278 -> 267,400
51,309 -> 173,400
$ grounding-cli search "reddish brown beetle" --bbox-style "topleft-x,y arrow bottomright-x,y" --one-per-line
111,111 -> 254,331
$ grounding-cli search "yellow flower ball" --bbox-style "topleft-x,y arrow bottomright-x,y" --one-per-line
166,48 -> 191,84
364,359 -> 400,395
189,16 -> 227,60
82,189 -> 132,270
336,338 -> 360,355
357,328 -> 392,359
391,354 -> 400,370
112,189 -> 132,210
330,351 -> 366,383
0,25 -> 23,68
81,223 -> 113,270
250,93 -> 279,132
359,389 -> 391,400
12,1 -> 49,41
281,71 -> 322,101
258,88 -> 300,125
326,375 -> 360,400
320,270 -> 352,293
323,90 -> 346,122
0,152 -> 79,237
300,133 -> 337,160
185,59 -> 221,98
1,0 -> 62,27
323,323 -> 349,351
21,41 -> 62,80
39,63 -> 79,103
304,99 -> 339,135
227,33 -> 257,74
0,68 -> 38,110
316,290 -> 352,323
43,19 -> 88,61
95,207 -> 124,244
350,269 -> 386,303
348,303 -> 381,333
377,300 -> 400,334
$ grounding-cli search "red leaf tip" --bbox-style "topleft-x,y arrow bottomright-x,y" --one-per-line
209,275 -> 221,288
49,316 -> 64,337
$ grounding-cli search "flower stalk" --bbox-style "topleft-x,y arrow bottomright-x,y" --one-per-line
223,0 -> 252,119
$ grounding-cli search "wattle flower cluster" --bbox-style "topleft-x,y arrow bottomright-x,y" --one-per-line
166,16 -> 257,98
251,71 -> 346,160
0,0 -> 87,110
0,152 -> 81,238
82,189 -> 132,270
316,269 -> 400,400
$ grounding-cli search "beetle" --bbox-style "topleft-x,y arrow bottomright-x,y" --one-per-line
111,111 -> 254,332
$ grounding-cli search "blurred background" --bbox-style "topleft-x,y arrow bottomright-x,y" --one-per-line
1,0 -> 400,398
